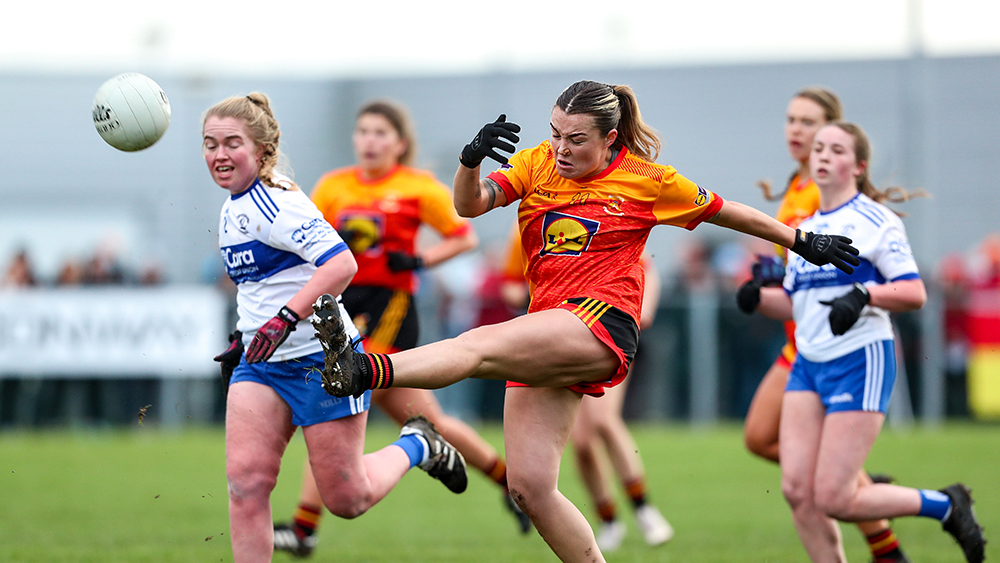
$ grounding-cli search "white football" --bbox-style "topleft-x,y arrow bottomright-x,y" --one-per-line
92,73 -> 171,152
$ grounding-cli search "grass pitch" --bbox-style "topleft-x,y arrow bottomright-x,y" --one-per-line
1,421 -> 997,562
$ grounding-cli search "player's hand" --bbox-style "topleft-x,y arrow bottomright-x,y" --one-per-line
386,251 -> 424,272
460,114 -> 521,168
752,255 -> 785,286
245,306 -> 300,363
791,229 -> 861,274
736,279 -> 762,314
214,330 -> 244,388
820,282 -> 870,335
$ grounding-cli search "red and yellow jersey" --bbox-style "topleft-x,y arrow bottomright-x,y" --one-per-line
774,172 -> 820,360
311,165 -> 471,293
487,142 -> 723,323
773,172 -> 820,259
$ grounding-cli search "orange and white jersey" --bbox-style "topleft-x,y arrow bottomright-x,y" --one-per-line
487,141 -> 722,323
311,165 -> 472,293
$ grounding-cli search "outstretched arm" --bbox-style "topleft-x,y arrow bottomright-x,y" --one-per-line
454,168 -> 508,218
708,199 -> 795,248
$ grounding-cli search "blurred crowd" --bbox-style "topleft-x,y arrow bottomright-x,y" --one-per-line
1,239 -> 164,289
3,231 -> 999,426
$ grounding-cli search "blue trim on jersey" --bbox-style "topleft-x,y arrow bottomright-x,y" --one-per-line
249,182 -> 279,223
891,272 -> 921,282
789,259 -> 883,293
222,239 -> 307,283
314,244 -> 347,267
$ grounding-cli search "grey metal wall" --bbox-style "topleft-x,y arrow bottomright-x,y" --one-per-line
2,54 -> 998,283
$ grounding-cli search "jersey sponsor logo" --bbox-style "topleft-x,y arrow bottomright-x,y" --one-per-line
337,212 -> 383,256
694,185 -> 709,206
291,218 -> 334,249
533,186 -> 556,199
223,246 -> 256,268
539,211 -> 599,257
829,392 -> 854,404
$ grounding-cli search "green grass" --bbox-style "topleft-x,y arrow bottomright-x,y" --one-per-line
2,422 -> 998,562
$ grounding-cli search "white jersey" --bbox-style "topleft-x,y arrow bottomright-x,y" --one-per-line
219,177 -> 359,361
783,193 -> 920,362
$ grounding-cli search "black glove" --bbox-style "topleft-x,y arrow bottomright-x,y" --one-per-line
386,251 -> 424,272
214,330 -> 244,388
791,229 -> 861,274
736,280 -> 762,314
459,114 -> 521,168
752,255 -> 785,286
820,282 -> 870,335
245,306 -> 300,363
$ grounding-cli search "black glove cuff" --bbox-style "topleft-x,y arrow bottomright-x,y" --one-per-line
277,306 -> 300,328
459,144 -> 485,168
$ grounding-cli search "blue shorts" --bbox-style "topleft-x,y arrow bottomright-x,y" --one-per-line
230,349 -> 370,427
786,340 -> 896,414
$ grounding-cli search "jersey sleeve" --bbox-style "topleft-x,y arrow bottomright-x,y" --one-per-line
871,215 -> 921,282
651,168 -> 724,230
270,192 -> 349,266
418,176 -> 472,238
486,143 -> 542,206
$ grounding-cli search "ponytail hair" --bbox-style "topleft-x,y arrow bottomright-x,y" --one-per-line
202,92 -> 298,190
554,81 -> 662,163
831,121 -> 928,214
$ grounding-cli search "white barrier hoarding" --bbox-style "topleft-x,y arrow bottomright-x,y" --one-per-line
0,287 -> 229,378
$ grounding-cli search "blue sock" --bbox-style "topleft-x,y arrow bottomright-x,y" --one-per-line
393,434 -> 428,468
918,489 -> 952,521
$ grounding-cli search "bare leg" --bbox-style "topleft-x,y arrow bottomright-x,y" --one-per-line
780,391 -> 846,563
743,359 -> 788,462
302,409 -> 411,519
390,309 -> 621,389
505,386 -> 605,563
226,382 -> 296,563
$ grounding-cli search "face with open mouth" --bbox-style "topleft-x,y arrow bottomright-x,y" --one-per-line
203,116 -> 263,195
548,107 -> 617,180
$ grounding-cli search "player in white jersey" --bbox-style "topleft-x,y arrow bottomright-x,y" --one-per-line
744,122 -> 984,563
203,93 -> 468,563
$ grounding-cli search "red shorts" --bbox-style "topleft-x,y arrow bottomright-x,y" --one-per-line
506,297 -> 639,397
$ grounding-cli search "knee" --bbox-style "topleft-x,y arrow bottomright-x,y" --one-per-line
320,486 -> 373,520
226,461 -> 277,505
813,484 -> 853,521
780,474 -> 813,512
506,469 -> 551,518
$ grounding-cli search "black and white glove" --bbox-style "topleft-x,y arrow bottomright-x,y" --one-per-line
214,330 -> 244,388
386,251 -> 424,272
820,282 -> 870,335
459,114 -> 521,168
245,306 -> 299,363
791,229 -> 861,274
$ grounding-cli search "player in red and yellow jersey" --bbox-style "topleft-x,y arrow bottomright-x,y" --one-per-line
273,101 -> 529,559
738,88 -> 911,563
310,81 -> 859,563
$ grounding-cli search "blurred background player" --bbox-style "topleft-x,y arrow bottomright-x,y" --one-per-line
744,121 -> 984,563
274,99 -> 528,558
739,87 -> 911,563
